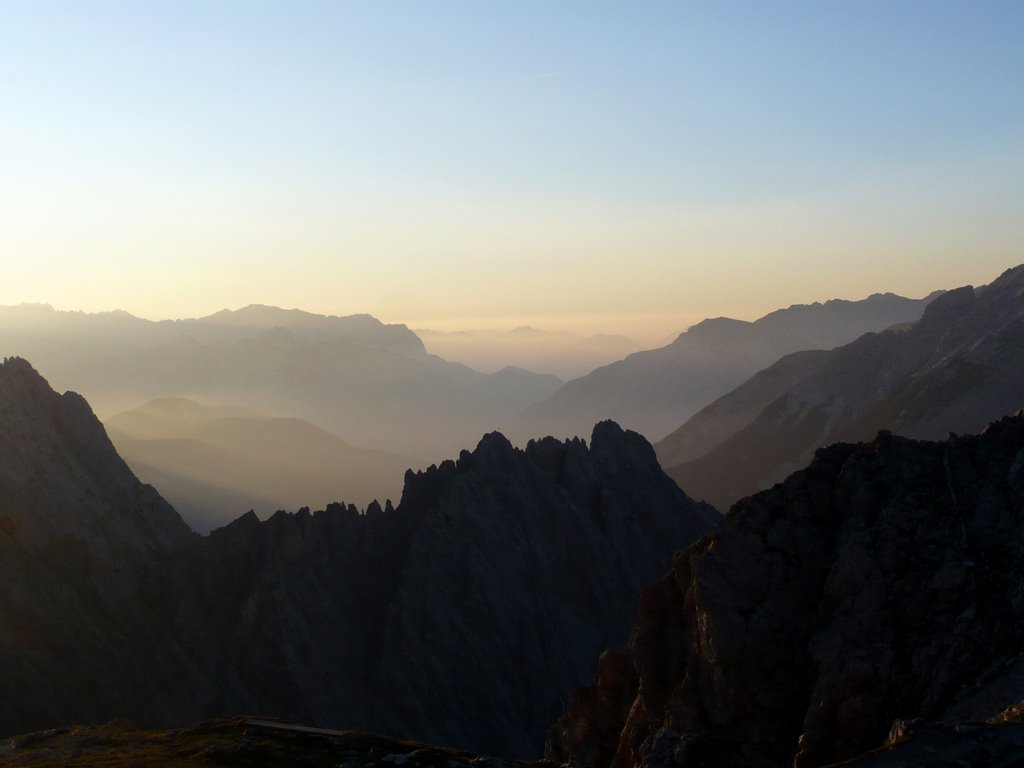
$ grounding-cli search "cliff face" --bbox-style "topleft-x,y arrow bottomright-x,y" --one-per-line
0,356 -> 192,556
0,357 -> 196,734
664,264 -> 1024,511
550,413 -> 1024,768
0,358 -> 718,758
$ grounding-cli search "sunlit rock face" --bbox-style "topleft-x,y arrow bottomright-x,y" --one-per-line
550,413 -> 1024,768
0,358 -> 717,759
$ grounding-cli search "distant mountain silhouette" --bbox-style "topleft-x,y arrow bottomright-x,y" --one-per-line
655,349 -> 833,469
170,305 -> 427,352
106,398 -> 414,533
662,265 -> 1024,511
0,304 -> 561,460
0,359 -> 717,758
511,291 -> 941,445
417,326 -> 642,379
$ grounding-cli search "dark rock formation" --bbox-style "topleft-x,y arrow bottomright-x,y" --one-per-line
834,708 -> 1024,768
663,264 -> 1024,511
0,357 -> 196,736
0,359 -> 717,758
0,716 -> 560,768
549,412 -> 1024,767
161,423 -> 718,758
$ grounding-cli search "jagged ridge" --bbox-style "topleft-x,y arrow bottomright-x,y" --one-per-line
550,411 -> 1024,767
0,359 -> 718,758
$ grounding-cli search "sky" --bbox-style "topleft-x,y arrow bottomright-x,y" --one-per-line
1,1 -> 1022,344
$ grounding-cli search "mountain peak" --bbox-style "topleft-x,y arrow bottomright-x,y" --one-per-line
0,357 -> 193,556
553,411 -> 1024,767
1,354 -> 40,376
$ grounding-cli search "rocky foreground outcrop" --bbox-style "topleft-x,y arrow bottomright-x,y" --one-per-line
0,358 -> 718,758
0,357 -> 196,734
0,717 -> 558,768
549,413 -> 1024,768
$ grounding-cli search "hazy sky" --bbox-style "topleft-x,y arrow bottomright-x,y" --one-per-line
1,1 -> 1022,343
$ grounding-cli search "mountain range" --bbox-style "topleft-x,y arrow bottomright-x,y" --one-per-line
105,398 -> 413,533
510,291 -> 941,446
416,326 -> 642,380
0,304 -> 561,461
660,265 -> 1024,510
6,267 -> 1024,766
0,357 -> 717,757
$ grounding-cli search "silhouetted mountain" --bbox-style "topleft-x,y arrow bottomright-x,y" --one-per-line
0,305 -> 561,459
655,349 -> 832,469
0,717 -> 561,767
0,357 -> 195,732
106,398 -> 414,533
663,265 -> 1024,510
512,292 -> 940,445
169,305 -> 426,353
0,360 -> 717,758
549,413 -> 1024,767
417,326 -> 642,379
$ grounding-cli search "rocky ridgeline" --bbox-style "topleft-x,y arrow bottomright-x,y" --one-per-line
514,291 -> 938,447
664,264 -> 1024,511
549,413 -> 1024,767
0,358 -> 718,758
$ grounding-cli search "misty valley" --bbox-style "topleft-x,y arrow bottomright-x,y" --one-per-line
3,265 -> 1024,767
6,4 -> 1023,764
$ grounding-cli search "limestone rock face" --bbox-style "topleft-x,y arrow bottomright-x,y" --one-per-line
0,359 -> 717,758
550,412 -> 1024,767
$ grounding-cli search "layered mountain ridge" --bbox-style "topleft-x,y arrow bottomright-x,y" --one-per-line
662,264 -> 1024,510
105,397 -> 413,532
0,359 -> 717,758
0,304 -> 561,460
512,291 -> 940,446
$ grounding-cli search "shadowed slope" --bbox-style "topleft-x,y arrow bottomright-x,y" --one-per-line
550,412 -> 1024,768
106,398 -> 413,532
513,292 -> 938,446
0,360 -> 717,758
664,264 -> 1024,510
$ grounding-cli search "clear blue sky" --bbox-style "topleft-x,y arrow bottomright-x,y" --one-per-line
1,1 -> 1022,340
